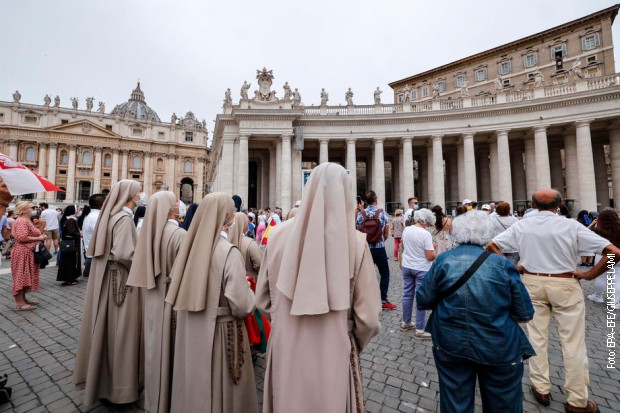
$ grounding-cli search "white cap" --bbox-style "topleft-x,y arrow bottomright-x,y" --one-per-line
462,198 -> 473,205
481,204 -> 491,210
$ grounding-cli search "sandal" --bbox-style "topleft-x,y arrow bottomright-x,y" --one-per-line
14,303 -> 36,311
25,299 -> 39,305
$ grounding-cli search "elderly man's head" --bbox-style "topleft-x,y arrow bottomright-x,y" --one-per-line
532,189 -> 562,211
413,208 -> 436,227
452,211 -> 493,246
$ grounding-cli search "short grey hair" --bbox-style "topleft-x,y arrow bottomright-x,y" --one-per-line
452,211 -> 493,246
413,208 -> 436,226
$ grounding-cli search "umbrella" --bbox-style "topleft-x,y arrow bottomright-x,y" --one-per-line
0,152 -> 63,195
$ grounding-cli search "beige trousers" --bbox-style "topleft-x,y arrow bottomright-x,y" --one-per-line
522,274 -> 589,408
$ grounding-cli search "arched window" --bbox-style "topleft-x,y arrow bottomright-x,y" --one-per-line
82,150 -> 92,165
25,147 -> 36,161
104,154 -> 112,167
184,160 -> 192,173
157,158 -> 164,170
132,156 -> 141,169
60,151 -> 68,164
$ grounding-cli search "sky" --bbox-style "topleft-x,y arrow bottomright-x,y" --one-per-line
1,0 -> 619,136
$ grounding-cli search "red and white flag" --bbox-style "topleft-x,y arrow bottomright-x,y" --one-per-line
0,152 -> 63,195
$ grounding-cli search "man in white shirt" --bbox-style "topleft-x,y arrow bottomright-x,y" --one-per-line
40,202 -> 60,253
487,189 -> 620,413
403,197 -> 419,223
82,193 -> 106,278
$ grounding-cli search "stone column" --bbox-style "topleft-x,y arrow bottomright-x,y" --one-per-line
366,156 -> 373,192
346,137 -> 358,197
319,138 -> 329,164
489,141 -> 499,201
534,126 -> 551,189
448,151 -> 459,203
46,144 -> 57,201
402,137 -> 415,203
510,148 -> 527,203
195,158 -> 205,200
238,135 -> 249,204
167,154 -> 177,195
143,153 -> 152,195
432,135 -> 445,208
292,148 -> 302,203
37,144 -> 48,199
457,140 -> 465,200
496,130 -> 513,205
233,139 -> 239,195
564,134 -> 579,211
610,129 -> 620,210
524,139 -> 537,198
373,138 -> 386,208
549,145 -> 564,192
66,145 -> 77,202
121,150 -> 129,180
275,140 -> 282,207
398,146 -> 405,204
392,154 -> 400,206
111,149 -> 120,186
427,145 -> 434,203
93,147 -> 102,194
280,135 -> 292,212
592,143 -> 609,210
8,140 -> 18,160
269,147 -> 276,207
478,147 -> 491,202
575,120 -> 597,211
220,137 -> 234,195
462,133 -> 477,201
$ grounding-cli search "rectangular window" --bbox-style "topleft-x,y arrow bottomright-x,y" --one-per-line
59,169 -> 67,175
411,90 -> 417,100
185,132 -> 194,142
498,61 -> 511,75
105,124 -> 113,131
455,75 -> 465,88
422,85 -> 429,97
24,115 -> 38,124
550,44 -> 567,60
132,174 -> 140,179
475,68 -> 487,82
582,33 -> 600,51
502,79 -> 511,87
158,131 -> 165,138
103,172 -> 110,177
398,94 -> 404,103
0,113 -> 4,122
587,55 -> 597,64
61,119 -> 69,124
437,81 -> 445,93
132,128 -> 143,136
524,53 -> 538,68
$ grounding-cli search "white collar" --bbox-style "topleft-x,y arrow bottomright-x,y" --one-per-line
168,219 -> 179,226
122,206 -> 134,217
220,230 -> 228,239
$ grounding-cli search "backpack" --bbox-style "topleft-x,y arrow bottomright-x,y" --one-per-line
359,209 -> 384,244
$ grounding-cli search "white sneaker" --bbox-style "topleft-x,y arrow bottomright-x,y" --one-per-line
414,330 -> 432,340
587,293 -> 604,303
399,322 -> 415,331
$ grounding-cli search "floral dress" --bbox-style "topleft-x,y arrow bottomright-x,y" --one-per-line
10,217 -> 41,296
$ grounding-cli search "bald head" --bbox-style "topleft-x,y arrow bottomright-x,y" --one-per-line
532,188 -> 562,211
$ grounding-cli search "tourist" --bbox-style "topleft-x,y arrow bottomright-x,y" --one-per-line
487,189 -> 620,413
10,201 -> 45,311
134,205 -> 146,233
56,205 -> 81,286
77,205 -> 90,230
165,192 -> 258,413
232,194 -> 243,212
461,198 -> 474,211
81,194 -> 105,279
255,163 -> 381,413
357,189 -> 396,310
455,205 -> 467,216
180,202 -> 198,230
577,210 -> 595,266
255,210 -> 267,242
481,204 -> 492,213
229,212 -> 262,279
586,209 -> 620,309
488,202 -> 519,266
31,212 -> 46,235
430,205 -> 453,254
400,208 -> 436,339
2,210 -> 15,259
391,209 -> 404,260
39,202 -> 60,254
246,214 -> 256,238
126,191 -> 186,413
418,211 -> 534,413
403,197 -> 418,222
73,180 -> 144,407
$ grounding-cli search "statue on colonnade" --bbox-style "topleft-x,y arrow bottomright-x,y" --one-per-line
374,87 -> 382,104
320,88 -> 329,105
240,81 -> 251,100
345,88 -> 354,105
43,94 -> 51,107
283,82 -> 292,100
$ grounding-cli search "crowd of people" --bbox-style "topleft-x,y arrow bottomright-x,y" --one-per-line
2,165 -> 619,413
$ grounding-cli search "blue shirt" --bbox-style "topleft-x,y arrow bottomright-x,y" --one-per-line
356,205 -> 389,249
0,215 -> 7,242
417,244 -> 535,365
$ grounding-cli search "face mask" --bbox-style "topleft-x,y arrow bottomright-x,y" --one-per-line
413,204 -> 420,210
466,205 -> 473,211
77,211 -> 82,217
31,211 -> 37,217
137,192 -> 147,207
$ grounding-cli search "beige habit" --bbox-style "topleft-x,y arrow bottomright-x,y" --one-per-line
126,191 -> 186,413
165,193 -> 259,413
229,212 -> 262,278
255,163 -> 382,413
73,180 -> 144,406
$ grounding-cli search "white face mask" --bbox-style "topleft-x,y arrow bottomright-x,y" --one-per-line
137,192 -> 148,207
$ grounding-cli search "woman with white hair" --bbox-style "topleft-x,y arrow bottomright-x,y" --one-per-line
400,208 -> 436,339
416,211 -> 534,413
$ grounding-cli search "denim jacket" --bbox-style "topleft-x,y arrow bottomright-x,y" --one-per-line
417,244 -> 535,365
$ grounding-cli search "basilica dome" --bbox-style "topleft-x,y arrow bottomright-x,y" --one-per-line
111,82 -> 161,122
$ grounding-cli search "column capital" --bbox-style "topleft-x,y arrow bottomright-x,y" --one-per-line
239,135 -> 250,141
575,119 -> 594,128
94,146 -> 103,153
402,136 -> 413,144
432,135 -> 443,142
112,148 -> 121,154
48,142 -> 58,149
7,139 -> 18,146
346,136 -> 356,144
533,125 -> 549,133
373,137 -> 385,144
38,142 -> 48,149
462,132 -> 475,140
495,129 -> 510,137
167,153 -> 176,160
68,144 -> 77,151
222,135 -> 236,143
280,134 -> 291,143
318,137 -> 330,144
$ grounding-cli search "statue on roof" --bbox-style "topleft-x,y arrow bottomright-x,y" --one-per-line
494,76 -> 504,91
571,59 -> 583,80
254,67 -> 277,101
12,90 -> 21,103
43,94 -> 51,107
54,95 -> 60,108
345,88 -> 354,105
224,88 -> 232,105
86,97 -> 94,112
292,88 -> 301,107
113,105 -> 121,116
320,88 -> 329,105
71,97 -> 79,110
171,112 -> 177,124
403,84 -> 411,102
283,82 -> 292,100
460,78 -> 469,97
374,87 -> 382,104
432,83 -> 440,99
240,81 -> 251,100
98,101 -> 105,114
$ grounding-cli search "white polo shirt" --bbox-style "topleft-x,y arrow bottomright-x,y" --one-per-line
493,210 -> 610,273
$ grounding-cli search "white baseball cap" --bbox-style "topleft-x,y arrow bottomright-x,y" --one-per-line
462,199 -> 473,205
481,204 -> 492,211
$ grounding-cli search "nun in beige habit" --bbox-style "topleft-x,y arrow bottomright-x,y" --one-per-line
126,191 -> 186,413
165,192 -> 258,413
228,212 -> 262,279
73,179 -> 144,406
255,163 -> 382,413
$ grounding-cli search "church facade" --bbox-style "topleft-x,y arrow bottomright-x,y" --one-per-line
0,83 -> 209,205
207,6 -> 620,215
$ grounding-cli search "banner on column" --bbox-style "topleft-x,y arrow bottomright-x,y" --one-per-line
294,127 -> 304,151
302,168 -> 350,194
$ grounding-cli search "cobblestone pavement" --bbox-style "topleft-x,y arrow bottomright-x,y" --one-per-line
0,238 -> 618,412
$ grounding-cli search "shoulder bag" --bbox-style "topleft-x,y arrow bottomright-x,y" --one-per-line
435,250 -> 492,304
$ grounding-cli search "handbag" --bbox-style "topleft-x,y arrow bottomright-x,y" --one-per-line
33,242 -> 52,265
0,373 -> 12,405
59,238 -> 77,253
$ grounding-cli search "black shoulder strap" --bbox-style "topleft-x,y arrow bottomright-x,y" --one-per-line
437,250 -> 492,301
